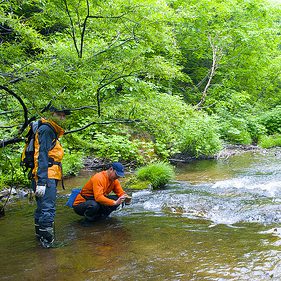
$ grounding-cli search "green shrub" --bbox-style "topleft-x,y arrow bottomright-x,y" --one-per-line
91,133 -> 137,162
107,93 -> 222,159
91,133 -> 157,164
247,118 -> 267,144
178,114 -> 222,157
258,134 -> 281,148
124,176 -> 151,190
259,106 -> 281,135
218,116 -> 252,145
136,161 -> 175,189
63,151 -> 84,176
0,148 -> 29,190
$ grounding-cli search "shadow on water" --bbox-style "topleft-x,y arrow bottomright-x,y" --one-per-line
1,150 -> 281,280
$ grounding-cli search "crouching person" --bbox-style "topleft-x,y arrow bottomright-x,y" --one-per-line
73,162 -> 128,221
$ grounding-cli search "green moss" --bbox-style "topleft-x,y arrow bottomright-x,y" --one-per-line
125,179 -> 151,190
124,175 -> 151,190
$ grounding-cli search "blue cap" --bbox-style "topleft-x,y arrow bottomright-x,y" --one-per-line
112,162 -> 125,177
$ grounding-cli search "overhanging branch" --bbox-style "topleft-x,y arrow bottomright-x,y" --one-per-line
0,85 -> 29,134
65,119 -> 140,135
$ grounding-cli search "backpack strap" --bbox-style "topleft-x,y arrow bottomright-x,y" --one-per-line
39,122 -> 58,140
39,122 -> 65,190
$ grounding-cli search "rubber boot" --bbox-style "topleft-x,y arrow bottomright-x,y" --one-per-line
39,225 -> 54,248
35,223 -> 40,240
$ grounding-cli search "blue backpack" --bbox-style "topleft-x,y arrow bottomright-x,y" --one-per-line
65,188 -> 81,208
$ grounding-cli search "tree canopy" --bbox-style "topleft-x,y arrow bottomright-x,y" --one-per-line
0,0 -> 280,185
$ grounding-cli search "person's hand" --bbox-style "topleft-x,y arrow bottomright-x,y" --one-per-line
124,195 -> 132,205
115,195 -> 126,206
35,185 -> 46,197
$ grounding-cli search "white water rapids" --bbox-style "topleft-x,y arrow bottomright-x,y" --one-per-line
120,149 -> 281,226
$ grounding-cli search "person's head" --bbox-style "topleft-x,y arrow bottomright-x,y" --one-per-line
48,106 -> 71,126
108,162 -> 125,180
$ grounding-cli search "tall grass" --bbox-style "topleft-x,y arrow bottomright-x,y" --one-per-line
258,134 -> 281,148
136,162 -> 175,189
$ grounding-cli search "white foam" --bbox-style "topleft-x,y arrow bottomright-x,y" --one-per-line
211,178 -> 281,197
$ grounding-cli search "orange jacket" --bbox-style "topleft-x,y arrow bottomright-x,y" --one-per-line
33,118 -> 64,185
73,170 -> 126,206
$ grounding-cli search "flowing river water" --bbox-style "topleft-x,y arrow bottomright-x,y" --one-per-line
1,149 -> 281,280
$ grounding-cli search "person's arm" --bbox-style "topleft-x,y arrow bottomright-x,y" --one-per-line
112,180 -> 127,205
113,180 -> 126,197
36,125 -> 56,186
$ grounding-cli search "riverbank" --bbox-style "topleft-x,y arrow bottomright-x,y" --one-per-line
82,145 -> 266,168
0,144 -> 275,214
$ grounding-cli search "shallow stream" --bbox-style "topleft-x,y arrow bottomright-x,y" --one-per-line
1,149 -> 281,280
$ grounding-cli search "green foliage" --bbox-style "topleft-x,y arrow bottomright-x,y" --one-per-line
218,117 -> 252,145
90,133 -> 156,164
124,176 -> 151,190
259,106 -> 281,135
1,0 -> 281,185
246,118 -> 267,144
136,162 -> 175,189
109,92 -> 222,158
174,0 -> 281,107
178,114 -> 222,157
258,134 -> 281,149
211,91 -> 267,145
62,151 -> 84,176
0,148 -> 29,190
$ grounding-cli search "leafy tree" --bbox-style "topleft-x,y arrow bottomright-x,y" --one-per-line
0,0 -> 281,189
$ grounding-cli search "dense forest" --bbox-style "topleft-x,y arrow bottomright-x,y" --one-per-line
0,0 -> 280,188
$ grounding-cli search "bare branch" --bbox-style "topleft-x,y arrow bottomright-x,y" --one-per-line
63,0 -> 133,58
96,72 -> 136,116
0,125 -> 19,129
0,85 -> 29,134
0,85 -> 68,148
63,0 -> 80,57
0,137 -> 24,148
70,105 -> 97,111
87,13 -> 128,20
94,36 -> 136,57
64,119 -> 140,135
196,35 -> 223,109
0,109 -> 22,115
93,31 -> 122,56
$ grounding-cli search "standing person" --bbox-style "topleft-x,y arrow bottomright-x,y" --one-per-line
73,162 -> 129,221
32,106 -> 70,248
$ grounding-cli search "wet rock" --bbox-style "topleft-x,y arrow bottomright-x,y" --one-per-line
83,157 -> 112,170
83,157 -> 136,171
170,145 -> 265,163
0,187 -> 29,203
216,145 -> 264,159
